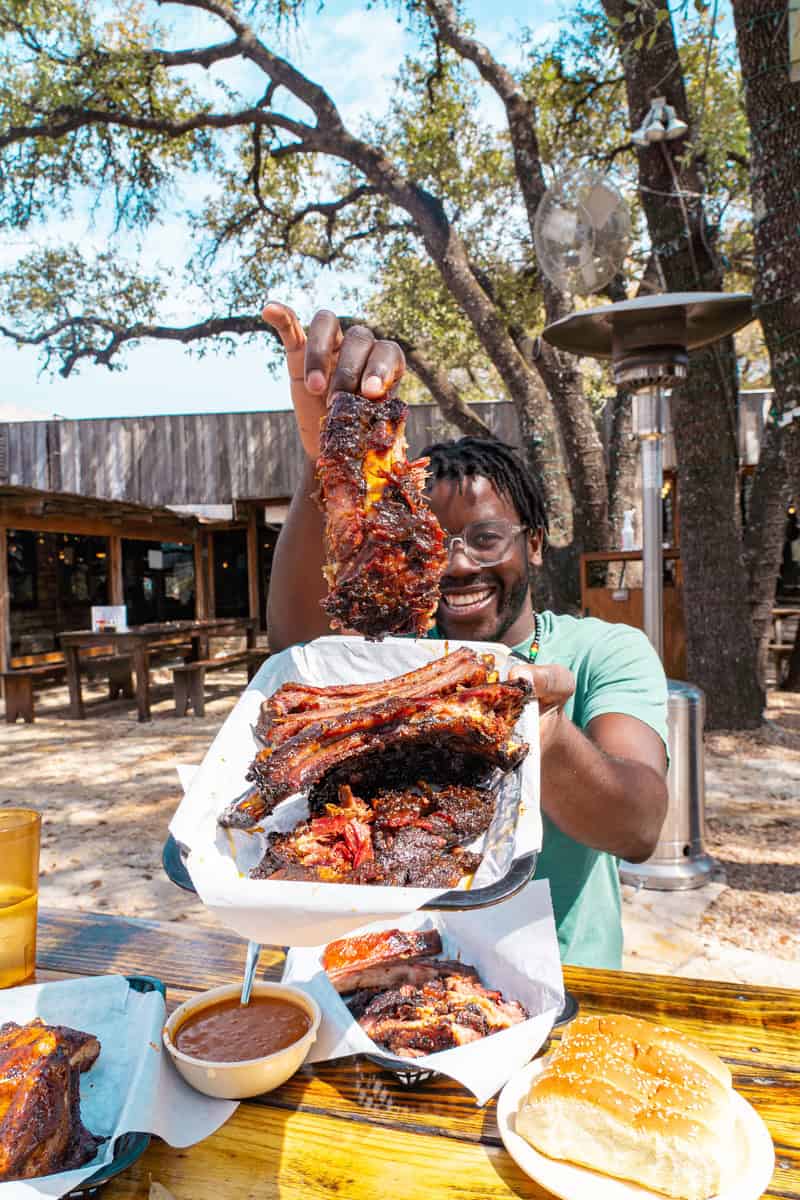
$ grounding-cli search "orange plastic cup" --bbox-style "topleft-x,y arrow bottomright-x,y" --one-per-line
0,808 -> 41,987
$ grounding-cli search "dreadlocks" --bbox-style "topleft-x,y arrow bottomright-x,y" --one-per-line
420,437 -> 549,540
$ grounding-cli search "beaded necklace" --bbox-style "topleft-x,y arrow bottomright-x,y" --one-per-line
527,611 -> 542,664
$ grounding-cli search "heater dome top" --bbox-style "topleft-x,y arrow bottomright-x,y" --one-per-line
541,292 -> 753,362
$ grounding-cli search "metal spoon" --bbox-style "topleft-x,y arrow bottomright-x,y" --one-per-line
240,939 -> 261,1005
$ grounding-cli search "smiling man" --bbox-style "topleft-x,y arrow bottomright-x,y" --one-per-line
264,303 -> 669,970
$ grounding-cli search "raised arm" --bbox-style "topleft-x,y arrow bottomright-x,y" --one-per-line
263,302 -> 406,651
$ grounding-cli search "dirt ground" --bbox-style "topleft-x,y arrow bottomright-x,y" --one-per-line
1,667 -> 798,975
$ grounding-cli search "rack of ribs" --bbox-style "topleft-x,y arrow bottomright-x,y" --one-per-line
317,390 -> 447,639
320,927 -> 528,1058
236,679 -> 531,824
255,647 -> 495,746
0,1019 -> 102,1182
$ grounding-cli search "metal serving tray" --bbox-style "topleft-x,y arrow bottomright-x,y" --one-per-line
163,764 -> 537,912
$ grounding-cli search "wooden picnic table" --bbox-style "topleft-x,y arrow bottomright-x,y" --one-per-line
772,607 -> 800,647
32,907 -> 800,1200
58,617 -> 258,722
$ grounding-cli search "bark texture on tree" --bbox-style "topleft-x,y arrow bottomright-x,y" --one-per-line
606,387 -> 638,546
734,0 -> 800,690
602,0 -> 763,727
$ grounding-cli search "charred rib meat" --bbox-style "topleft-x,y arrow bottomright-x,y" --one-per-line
250,781 -> 489,887
256,647 -> 494,747
317,390 -> 447,639
357,975 -> 528,1056
243,680 -> 531,818
323,928 -> 443,992
0,1019 -> 102,1182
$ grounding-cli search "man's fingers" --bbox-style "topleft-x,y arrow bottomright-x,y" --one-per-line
361,339 -> 406,398
262,301 -> 306,354
305,309 -> 344,395
264,305 -> 405,402
508,662 -> 576,710
329,328 -> 406,399
329,324 -> 376,396
263,301 -> 309,395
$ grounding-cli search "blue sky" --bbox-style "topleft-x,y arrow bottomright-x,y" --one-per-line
1,0 -> 561,423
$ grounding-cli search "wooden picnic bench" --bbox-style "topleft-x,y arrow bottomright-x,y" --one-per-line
59,617 -> 258,721
768,607 -> 800,684
172,648 -> 268,716
1,646 -> 133,724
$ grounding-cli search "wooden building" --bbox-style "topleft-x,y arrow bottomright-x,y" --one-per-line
0,404 -> 518,672
0,393 -> 774,678
0,404 -> 521,508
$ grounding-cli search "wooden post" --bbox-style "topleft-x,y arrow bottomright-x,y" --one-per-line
206,532 -> 216,619
0,524 -> 9,674
247,508 -> 260,626
109,535 -> 124,606
194,534 -> 209,620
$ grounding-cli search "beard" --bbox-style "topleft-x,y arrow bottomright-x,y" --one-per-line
490,560 -> 534,642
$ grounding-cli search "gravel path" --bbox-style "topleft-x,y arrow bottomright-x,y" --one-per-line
2,669 -> 798,983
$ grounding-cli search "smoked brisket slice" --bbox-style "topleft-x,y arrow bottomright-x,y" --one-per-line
356,975 -> 528,1058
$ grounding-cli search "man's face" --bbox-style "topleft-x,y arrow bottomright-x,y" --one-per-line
427,475 -> 543,645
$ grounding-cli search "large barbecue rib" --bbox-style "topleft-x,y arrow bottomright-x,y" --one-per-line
256,647 -> 494,746
237,679 -> 531,824
317,390 -> 447,639
0,1019 -> 102,1182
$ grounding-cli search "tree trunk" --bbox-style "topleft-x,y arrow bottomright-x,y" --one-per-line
673,341 -> 762,725
420,0 -> 612,578
734,0 -> 800,693
537,283 -> 612,559
602,0 -> 763,727
606,387 -> 638,546
743,417 -> 798,682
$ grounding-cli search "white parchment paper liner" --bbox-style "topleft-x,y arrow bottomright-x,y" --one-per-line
282,878 -> 563,1105
0,975 -> 237,1199
170,637 -> 541,947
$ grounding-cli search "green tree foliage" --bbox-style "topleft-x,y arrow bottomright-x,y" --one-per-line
0,0 -> 778,724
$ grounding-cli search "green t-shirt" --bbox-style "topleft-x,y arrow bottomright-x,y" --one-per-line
436,613 -> 668,970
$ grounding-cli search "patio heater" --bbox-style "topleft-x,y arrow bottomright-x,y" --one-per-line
542,293 -> 754,889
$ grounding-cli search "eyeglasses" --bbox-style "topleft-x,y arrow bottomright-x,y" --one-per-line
444,520 -> 528,567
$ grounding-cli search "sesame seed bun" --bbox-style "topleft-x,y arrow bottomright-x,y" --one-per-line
516,1014 -> 734,1200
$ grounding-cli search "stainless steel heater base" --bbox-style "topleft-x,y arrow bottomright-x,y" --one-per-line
619,679 -> 715,892
619,852 -> 716,891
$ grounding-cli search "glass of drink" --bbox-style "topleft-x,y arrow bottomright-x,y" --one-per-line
0,808 -> 41,988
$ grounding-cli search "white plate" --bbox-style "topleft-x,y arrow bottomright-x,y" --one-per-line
496,1058 -> 775,1200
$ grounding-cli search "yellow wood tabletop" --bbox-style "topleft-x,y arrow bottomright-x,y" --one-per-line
25,909 -> 800,1200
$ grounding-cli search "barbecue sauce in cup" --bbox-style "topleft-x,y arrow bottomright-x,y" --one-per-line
174,995 -> 311,1062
